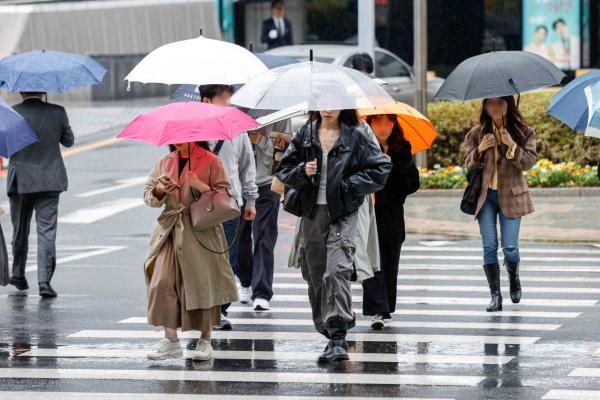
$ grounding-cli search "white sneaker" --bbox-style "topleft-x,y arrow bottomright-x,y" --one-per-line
253,298 -> 270,311
239,286 -> 252,304
216,313 -> 232,330
190,338 -> 214,361
370,314 -> 385,330
146,338 -> 183,360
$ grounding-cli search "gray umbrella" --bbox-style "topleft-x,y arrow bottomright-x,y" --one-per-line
434,50 -> 566,102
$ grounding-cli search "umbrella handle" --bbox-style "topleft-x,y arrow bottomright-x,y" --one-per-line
188,142 -> 192,171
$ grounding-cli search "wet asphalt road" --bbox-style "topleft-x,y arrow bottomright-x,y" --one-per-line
0,136 -> 599,400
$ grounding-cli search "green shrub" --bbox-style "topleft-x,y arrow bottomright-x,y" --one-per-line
426,92 -> 600,168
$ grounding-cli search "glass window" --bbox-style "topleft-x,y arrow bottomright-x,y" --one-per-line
374,51 -> 410,78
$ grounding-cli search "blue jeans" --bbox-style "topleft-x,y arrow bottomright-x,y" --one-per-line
477,189 -> 521,265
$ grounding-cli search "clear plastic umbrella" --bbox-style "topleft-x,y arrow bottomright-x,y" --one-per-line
231,61 -> 394,111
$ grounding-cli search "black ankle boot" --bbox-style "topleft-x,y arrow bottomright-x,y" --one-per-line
505,261 -> 522,304
483,263 -> 502,312
318,340 -> 349,363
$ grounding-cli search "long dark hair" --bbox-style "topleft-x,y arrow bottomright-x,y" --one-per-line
366,114 -> 406,154
306,109 -> 361,128
480,96 -> 530,146
169,141 -> 210,153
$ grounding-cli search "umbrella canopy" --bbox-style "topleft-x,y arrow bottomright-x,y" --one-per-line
547,70 -> 600,132
170,53 -> 299,102
231,61 -> 394,111
359,102 -> 438,155
584,81 -> 600,139
434,50 -> 565,102
117,102 -> 259,146
0,50 -> 106,93
0,97 -> 39,158
125,36 -> 268,87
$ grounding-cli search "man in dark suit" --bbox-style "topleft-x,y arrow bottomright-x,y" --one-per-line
260,0 -> 293,50
7,92 -> 74,298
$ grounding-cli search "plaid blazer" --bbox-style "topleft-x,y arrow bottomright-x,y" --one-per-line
464,125 -> 538,219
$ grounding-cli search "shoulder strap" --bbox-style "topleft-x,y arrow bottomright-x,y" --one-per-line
212,140 -> 225,156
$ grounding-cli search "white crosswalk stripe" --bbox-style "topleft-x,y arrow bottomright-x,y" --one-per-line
0,394 -> 454,400
0,368 -> 485,386
4,239 -> 600,398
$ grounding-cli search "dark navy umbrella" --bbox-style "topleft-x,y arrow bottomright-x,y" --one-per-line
0,97 -> 38,158
170,53 -> 299,102
547,70 -> 600,132
0,50 -> 106,93
434,50 -> 566,102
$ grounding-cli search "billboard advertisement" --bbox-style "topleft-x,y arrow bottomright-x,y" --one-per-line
523,0 -> 581,70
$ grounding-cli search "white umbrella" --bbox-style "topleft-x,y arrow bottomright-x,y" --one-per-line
125,35 -> 268,88
231,61 -> 394,111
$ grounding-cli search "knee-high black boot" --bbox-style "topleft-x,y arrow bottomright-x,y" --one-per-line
505,261 -> 522,304
483,263 -> 502,312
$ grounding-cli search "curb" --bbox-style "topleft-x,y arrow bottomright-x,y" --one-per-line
413,187 -> 600,198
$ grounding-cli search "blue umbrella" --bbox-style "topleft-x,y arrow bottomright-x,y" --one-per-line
0,97 -> 38,158
0,50 -> 106,93
584,81 -> 600,139
170,53 -> 299,102
547,70 -> 600,132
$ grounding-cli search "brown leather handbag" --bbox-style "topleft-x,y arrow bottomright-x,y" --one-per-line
190,187 -> 240,231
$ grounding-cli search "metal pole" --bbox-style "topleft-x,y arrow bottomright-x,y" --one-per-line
358,0 -> 375,61
414,0 -> 428,168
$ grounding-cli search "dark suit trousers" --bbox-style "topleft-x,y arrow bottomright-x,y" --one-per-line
9,192 -> 60,284
362,202 -> 406,315
237,184 -> 280,301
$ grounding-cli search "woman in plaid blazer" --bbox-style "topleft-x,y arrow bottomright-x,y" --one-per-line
463,96 -> 538,312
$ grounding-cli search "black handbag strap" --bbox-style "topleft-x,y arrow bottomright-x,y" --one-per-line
189,213 -> 241,255
212,140 -> 225,156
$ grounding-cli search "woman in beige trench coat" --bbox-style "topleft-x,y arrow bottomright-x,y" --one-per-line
143,142 -> 239,361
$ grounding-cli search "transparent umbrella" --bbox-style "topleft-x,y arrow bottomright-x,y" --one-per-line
231,60 -> 394,111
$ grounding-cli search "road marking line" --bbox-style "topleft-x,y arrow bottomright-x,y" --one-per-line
119,317 -> 559,331
58,198 -> 144,224
276,265 -> 600,273
270,282 -> 600,294
61,137 -> 119,158
76,177 -> 147,198
402,254 -> 600,263
0,368 -> 484,387
270,295 -> 597,307
20,348 -> 514,365
543,390 -> 600,400
403,245 -> 600,255
0,393 -> 454,400
24,246 -> 126,273
68,330 -> 540,345
570,368 -> 600,377
218,307 -> 580,318
394,274 -> 600,283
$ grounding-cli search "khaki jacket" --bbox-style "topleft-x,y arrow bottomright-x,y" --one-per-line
144,147 -> 239,311
464,125 -> 538,219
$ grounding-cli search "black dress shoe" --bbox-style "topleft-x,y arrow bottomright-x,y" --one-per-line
9,276 -> 29,291
39,283 -> 57,298
318,340 -> 349,363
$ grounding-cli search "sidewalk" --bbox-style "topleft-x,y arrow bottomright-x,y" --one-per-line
405,188 -> 600,243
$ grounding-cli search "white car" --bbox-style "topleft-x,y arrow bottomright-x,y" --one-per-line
264,44 -> 444,106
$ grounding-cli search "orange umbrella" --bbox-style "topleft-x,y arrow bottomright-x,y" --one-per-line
359,102 -> 438,155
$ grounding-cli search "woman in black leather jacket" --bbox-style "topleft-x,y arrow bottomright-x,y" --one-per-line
277,109 -> 391,363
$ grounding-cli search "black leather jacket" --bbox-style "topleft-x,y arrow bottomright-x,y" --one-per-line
277,122 -> 392,221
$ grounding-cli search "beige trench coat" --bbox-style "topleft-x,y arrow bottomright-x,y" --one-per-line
144,147 -> 239,311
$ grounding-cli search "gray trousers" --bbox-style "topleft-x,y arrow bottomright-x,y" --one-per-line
9,192 -> 60,284
301,205 -> 357,339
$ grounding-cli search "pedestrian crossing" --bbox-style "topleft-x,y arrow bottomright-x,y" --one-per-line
543,346 -> 600,399
2,240 -> 600,398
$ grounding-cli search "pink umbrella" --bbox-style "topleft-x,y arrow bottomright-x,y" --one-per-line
117,101 -> 259,146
